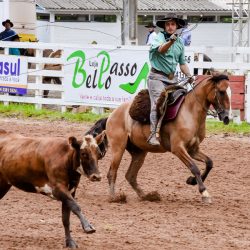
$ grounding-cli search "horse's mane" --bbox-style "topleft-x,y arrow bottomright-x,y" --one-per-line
210,74 -> 229,83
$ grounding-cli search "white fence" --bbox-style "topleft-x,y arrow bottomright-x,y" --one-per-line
0,42 -> 250,122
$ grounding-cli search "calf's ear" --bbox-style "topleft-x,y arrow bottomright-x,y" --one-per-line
68,136 -> 80,149
95,130 -> 106,145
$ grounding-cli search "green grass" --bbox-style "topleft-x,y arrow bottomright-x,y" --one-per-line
0,103 -> 249,135
206,119 -> 250,135
0,103 -> 107,122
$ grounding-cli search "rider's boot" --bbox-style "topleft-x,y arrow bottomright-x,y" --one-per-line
147,110 -> 160,146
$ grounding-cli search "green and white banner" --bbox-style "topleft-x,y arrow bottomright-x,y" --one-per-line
64,46 -> 193,107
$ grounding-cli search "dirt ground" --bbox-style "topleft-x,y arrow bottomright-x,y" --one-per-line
0,117 -> 249,250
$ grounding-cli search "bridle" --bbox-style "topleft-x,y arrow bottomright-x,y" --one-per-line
213,87 -> 226,118
189,76 -> 228,118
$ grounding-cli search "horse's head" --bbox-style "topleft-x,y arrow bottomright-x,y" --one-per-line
207,74 -> 230,125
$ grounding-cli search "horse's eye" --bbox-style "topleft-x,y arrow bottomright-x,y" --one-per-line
219,91 -> 225,96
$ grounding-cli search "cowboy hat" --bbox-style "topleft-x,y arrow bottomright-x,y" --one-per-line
2,19 -> 14,27
156,13 -> 185,29
145,22 -> 156,28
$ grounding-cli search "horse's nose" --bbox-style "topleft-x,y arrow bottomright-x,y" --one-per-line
89,173 -> 102,182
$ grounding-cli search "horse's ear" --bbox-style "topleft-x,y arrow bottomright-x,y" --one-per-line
211,70 -> 220,77
223,70 -> 229,76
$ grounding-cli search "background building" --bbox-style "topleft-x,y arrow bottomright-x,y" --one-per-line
34,0 -> 232,47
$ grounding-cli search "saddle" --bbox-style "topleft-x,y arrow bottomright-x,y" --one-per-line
129,85 -> 187,125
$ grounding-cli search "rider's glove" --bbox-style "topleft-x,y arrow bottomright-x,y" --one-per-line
170,33 -> 178,42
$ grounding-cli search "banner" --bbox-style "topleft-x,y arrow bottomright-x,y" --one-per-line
0,55 -> 28,95
64,47 -> 194,107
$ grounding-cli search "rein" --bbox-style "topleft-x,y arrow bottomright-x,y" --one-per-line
189,75 -> 211,113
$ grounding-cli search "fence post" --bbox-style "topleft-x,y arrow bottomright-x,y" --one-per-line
35,49 -> 43,110
60,50 -> 66,113
198,53 -> 203,75
246,72 -> 250,123
92,107 -> 104,115
3,48 -> 9,106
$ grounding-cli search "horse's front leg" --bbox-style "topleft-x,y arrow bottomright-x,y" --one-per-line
186,150 -> 213,186
172,145 -> 212,203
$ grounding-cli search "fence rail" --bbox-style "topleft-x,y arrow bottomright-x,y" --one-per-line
0,42 -> 249,121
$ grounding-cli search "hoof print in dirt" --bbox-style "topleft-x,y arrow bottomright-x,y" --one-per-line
141,191 -> 161,202
109,193 -> 127,203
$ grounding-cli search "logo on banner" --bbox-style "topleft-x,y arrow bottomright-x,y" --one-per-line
0,56 -> 28,95
66,50 -> 149,94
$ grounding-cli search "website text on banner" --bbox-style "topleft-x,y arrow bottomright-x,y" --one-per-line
64,47 -> 194,107
0,55 -> 28,95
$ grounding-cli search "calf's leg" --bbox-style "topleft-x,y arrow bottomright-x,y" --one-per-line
62,202 -> 78,248
53,186 -> 95,248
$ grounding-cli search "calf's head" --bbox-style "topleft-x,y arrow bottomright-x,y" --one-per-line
69,131 -> 106,182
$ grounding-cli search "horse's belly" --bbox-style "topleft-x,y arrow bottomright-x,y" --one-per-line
129,123 -> 168,153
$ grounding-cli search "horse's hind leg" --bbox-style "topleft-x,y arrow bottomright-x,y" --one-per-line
0,174 -> 11,199
172,145 -> 211,203
186,150 -> 213,186
125,150 -> 147,199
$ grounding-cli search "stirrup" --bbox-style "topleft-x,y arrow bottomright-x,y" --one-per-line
147,131 -> 160,145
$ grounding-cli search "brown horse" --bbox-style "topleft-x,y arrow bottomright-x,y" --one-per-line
87,74 -> 230,203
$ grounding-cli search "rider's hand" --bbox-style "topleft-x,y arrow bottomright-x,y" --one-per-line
186,74 -> 194,83
170,33 -> 178,42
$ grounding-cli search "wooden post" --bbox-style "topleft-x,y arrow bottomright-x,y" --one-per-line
198,53 -> 203,75
35,49 -> 43,110
246,72 -> 250,123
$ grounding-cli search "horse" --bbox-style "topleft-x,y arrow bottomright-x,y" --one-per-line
22,48 -> 62,98
86,74 -> 230,203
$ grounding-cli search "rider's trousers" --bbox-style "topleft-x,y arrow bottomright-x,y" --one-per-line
147,71 -> 167,133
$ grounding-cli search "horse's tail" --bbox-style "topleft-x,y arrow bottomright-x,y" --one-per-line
85,117 -> 108,158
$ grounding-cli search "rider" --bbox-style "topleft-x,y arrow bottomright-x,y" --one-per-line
147,13 -> 194,146
0,19 -> 16,41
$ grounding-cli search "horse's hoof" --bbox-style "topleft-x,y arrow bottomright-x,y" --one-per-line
186,176 -> 197,185
202,196 -> 212,204
66,239 -> 78,248
141,191 -> 161,202
84,224 -> 96,234
109,193 -> 127,203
